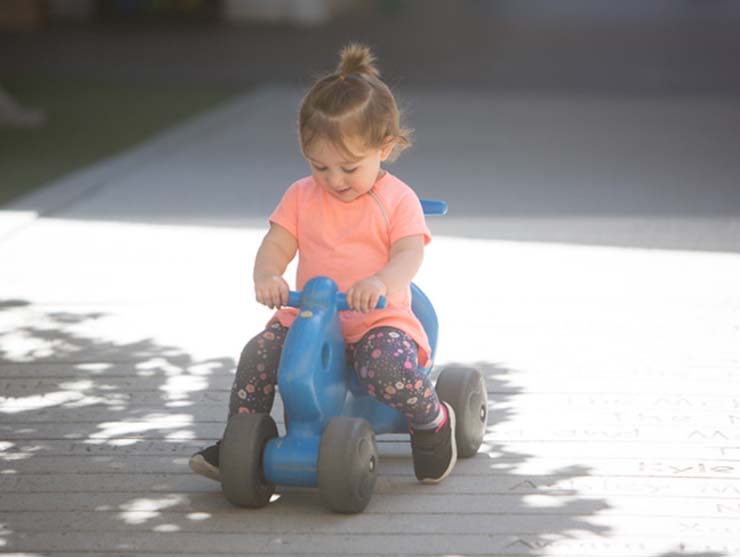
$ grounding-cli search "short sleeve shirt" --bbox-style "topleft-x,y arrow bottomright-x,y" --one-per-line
269,171 -> 432,365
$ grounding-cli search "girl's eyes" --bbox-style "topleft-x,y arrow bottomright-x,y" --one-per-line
313,165 -> 358,174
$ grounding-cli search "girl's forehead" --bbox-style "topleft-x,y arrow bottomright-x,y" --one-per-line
306,137 -> 369,163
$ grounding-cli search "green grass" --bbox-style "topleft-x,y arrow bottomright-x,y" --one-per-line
0,76 -> 245,206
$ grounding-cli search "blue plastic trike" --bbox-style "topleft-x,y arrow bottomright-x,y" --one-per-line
219,200 -> 488,513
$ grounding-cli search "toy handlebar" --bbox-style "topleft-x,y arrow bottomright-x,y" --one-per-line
421,199 -> 448,215
287,291 -> 387,311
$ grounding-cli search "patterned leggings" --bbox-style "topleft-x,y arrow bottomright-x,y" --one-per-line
228,322 -> 441,428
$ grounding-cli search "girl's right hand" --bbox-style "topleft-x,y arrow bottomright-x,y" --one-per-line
254,274 -> 290,309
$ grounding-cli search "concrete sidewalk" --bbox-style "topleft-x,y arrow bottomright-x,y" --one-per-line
1,86 -> 740,556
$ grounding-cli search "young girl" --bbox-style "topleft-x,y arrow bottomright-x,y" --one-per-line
190,43 -> 456,485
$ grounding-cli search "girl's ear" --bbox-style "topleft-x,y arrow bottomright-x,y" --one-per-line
379,137 -> 396,161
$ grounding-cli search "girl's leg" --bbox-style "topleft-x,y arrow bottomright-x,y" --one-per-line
190,321 -> 288,481
228,321 -> 289,418
350,326 -> 441,428
351,326 -> 457,484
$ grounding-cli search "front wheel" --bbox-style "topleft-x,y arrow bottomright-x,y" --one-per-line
318,417 -> 378,513
220,413 -> 278,508
435,366 -> 488,458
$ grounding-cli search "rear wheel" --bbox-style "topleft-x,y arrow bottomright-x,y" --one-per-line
435,366 -> 488,457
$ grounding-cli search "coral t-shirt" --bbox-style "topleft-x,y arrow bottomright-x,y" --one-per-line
269,171 -> 432,366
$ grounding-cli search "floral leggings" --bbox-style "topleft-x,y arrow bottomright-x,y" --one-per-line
228,322 -> 441,428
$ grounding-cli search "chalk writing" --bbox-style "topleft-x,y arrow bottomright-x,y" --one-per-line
639,462 -> 736,475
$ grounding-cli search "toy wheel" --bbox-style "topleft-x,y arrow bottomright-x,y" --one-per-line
435,366 -> 488,458
318,417 -> 378,514
220,413 -> 278,508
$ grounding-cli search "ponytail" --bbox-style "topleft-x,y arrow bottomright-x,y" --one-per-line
336,43 -> 380,79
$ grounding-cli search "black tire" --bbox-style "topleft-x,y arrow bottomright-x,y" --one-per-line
435,366 -> 488,458
220,413 -> 278,508
318,417 -> 378,514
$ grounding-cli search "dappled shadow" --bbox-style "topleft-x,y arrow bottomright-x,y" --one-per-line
2,300 -> 736,554
425,360 -> 614,551
0,299 -> 235,553
0,300 -> 624,554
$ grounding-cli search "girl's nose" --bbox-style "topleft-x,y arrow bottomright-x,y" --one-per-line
326,172 -> 343,189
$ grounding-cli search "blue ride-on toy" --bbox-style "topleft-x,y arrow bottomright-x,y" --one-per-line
219,200 -> 488,513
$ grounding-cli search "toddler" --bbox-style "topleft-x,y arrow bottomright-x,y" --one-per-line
190,43 -> 456,484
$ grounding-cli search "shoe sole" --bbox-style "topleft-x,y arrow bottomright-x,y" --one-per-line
189,454 -> 221,482
421,402 -> 458,485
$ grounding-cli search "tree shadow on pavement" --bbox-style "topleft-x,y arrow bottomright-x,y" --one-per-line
0,299 -> 234,553
1,300 -> 731,555
0,299 -> 616,555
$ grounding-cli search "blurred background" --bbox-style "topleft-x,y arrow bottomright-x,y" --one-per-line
2,0 -> 740,250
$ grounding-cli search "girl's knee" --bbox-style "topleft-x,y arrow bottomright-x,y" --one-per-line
354,328 -> 420,396
355,328 -> 418,371
234,324 -> 287,385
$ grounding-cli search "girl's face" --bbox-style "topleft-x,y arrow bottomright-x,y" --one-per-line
304,136 -> 394,203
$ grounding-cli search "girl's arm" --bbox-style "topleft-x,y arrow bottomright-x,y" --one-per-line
254,223 -> 298,309
377,234 -> 425,295
347,234 -> 425,313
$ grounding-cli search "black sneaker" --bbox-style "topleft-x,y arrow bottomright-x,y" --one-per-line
189,441 -> 220,482
410,402 -> 457,484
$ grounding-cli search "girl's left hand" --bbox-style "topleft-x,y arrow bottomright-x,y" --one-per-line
347,276 -> 387,313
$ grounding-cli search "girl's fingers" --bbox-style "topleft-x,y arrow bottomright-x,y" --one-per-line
275,278 -> 288,306
342,284 -> 384,312
272,288 -> 283,309
359,290 -> 370,313
357,291 -> 366,313
258,287 -> 279,309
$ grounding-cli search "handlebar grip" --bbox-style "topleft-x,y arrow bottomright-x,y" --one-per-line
286,291 -> 387,310
287,291 -> 302,308
336,293 -> 387,311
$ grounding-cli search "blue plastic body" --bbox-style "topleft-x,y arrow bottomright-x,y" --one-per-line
261,199 -> 443,488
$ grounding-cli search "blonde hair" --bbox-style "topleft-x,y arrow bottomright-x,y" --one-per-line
298,43 -> 412,162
